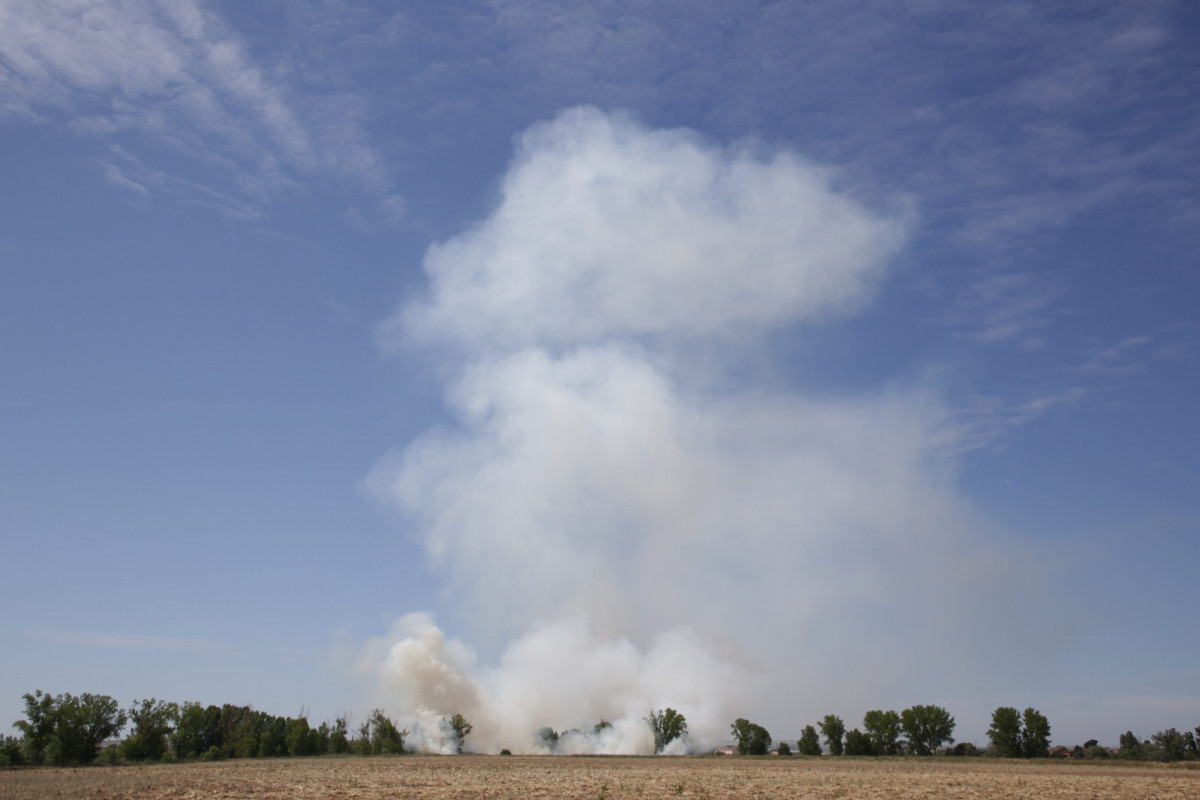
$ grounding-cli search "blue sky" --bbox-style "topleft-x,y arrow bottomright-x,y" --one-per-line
1,1 -> 1197,751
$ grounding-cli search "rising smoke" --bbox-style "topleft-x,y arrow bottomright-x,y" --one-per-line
357,107 -> 1022,753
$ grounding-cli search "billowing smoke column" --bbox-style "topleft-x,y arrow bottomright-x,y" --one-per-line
358,107 -> 1015,753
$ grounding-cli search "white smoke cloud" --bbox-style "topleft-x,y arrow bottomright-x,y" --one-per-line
359,107 -> 1030,752
381,105 -> 910,352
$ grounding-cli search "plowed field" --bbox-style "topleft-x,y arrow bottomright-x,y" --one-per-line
2,755 -> 1197,799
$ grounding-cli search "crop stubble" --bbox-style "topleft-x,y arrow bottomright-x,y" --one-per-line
2,756 -> 1197,799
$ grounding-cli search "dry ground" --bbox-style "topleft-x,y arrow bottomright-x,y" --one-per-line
2,755 -> 1198,800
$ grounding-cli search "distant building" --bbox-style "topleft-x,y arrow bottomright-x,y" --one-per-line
713,745 -> 738,755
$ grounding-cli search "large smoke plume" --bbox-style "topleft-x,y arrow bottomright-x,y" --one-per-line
357,107 -> 1022,753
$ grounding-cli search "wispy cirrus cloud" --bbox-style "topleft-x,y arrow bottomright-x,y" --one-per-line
948,331 -> 1187,453
97,158 -> 149,197
441,1 -> 1199,246
937,271 -> 1067,349
96,143 -> 264,220
0,0 -> 395,216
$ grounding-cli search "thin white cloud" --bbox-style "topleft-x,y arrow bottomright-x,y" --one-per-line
1076,336 -> 1153,377
97,159 -> 149,196
939,271 -> 1066,347
322,299 -> 355,324
947,329 -> 1177,452
98,142 -> 265,220
952,387 -> 1089,454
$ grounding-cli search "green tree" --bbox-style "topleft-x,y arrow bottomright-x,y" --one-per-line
329,715 -> 350,754
0,735 -> 24,767
819,714 -> 846,756
314,721 -> 331,755
121,699 -> 178,761
1020,708 -> 1051,758
1118,731 -> 1143,760
646,708 -> 688,753
986,706 -> 1023,757
12,690 -> 57,765
353,720 -> 372,755
286,716 -> 315,756
730,718 -> 771,755
171,702 -> 202,758
258,715 -> 287,758
777,740 -> 792,756
862,710 -> 901,756
1151,729 -> 1186,762
844,728 -> 874,756
172,702 -> 226,758
900,705 -> 955,755
593,719 -> 613,735
1183,730 -> 1198,760
368,709 -> 406,754
449,714 -> 473,754
42,692 -> 127,764
219,705 -> 261,759
797,725 -> 822,756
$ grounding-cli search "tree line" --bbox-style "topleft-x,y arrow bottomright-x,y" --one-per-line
5,691 -> 1199,765
732,704 -> 956,756
731,705 -> 1200,762
2,691 -> 468,766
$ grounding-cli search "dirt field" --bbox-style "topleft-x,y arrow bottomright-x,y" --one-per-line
2,755 -> 1198,800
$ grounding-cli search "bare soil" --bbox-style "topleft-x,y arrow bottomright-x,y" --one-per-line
2,755 -> 1197,800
